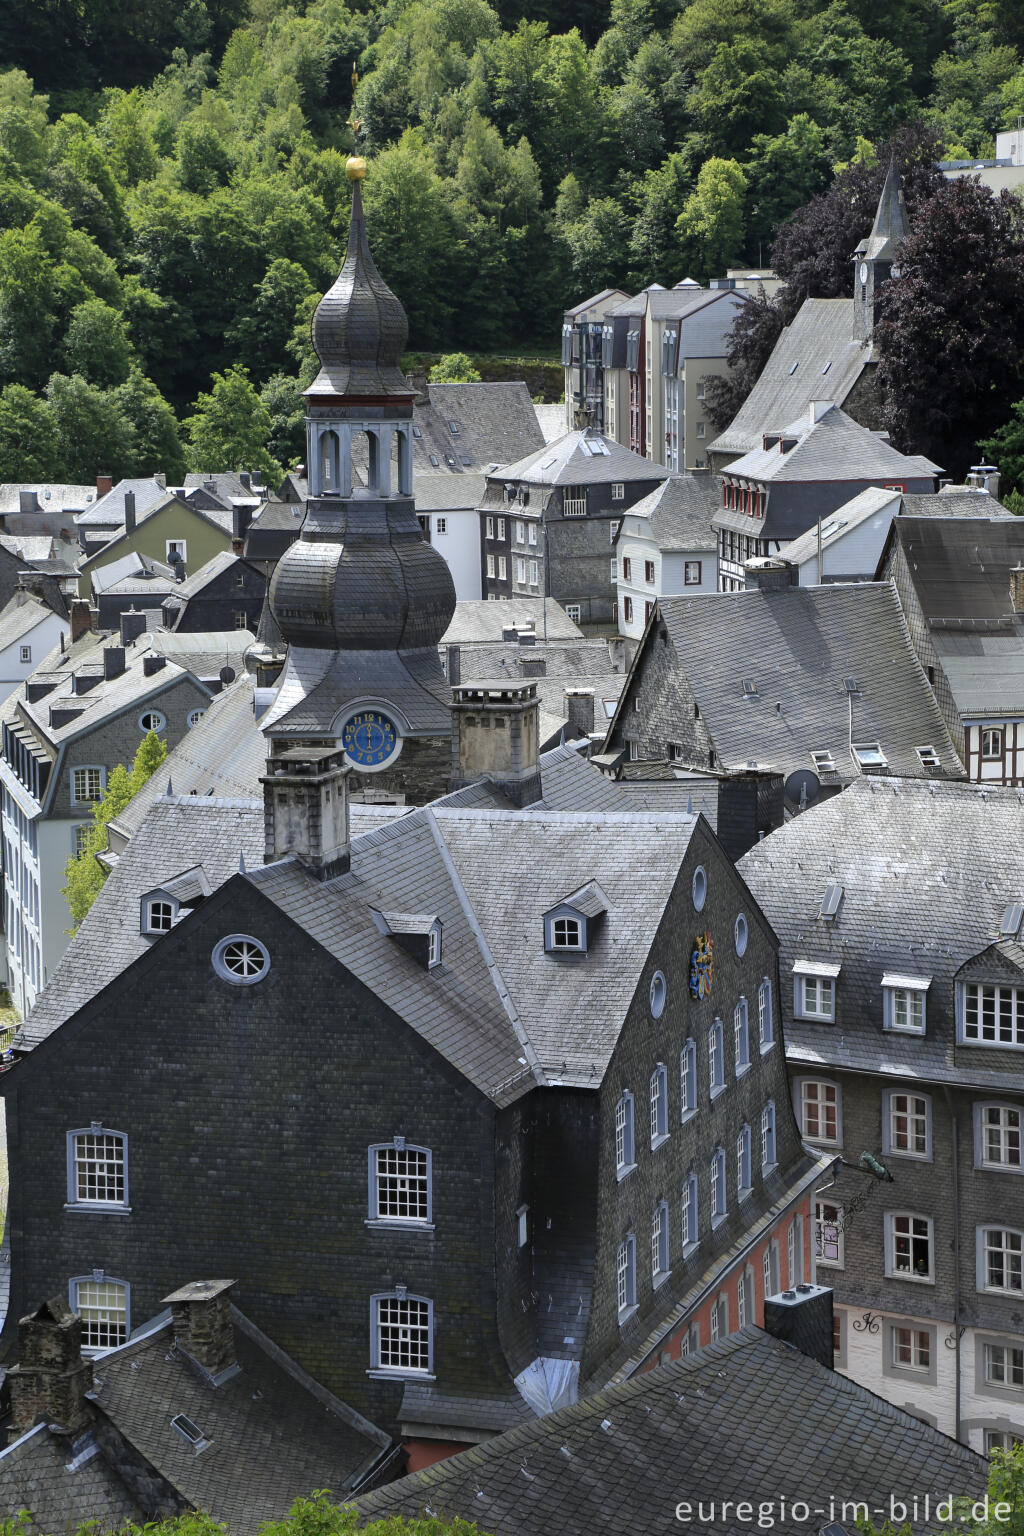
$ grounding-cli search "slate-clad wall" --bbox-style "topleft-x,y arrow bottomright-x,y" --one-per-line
582,821 -> 809,1382
606,619 -> 714,768
880,541 -> 964,761
2,878 -> 507,1433
172,563 -> 267,633
546,482 -> 662,628
348,735 -> 452,806
763,478 -> 935,544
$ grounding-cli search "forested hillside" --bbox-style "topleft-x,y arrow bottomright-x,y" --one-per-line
0,0 -> 1023,483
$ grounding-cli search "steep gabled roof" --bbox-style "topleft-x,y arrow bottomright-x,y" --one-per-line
883,515 -> 1024,620
495,430 -> 671,489
353,1329 -> 986,1536
724,405 -> 940,485
623,474 -> 721,553
709,298 -> 869,460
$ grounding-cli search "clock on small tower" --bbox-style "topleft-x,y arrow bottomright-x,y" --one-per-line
341,710 -> 401,770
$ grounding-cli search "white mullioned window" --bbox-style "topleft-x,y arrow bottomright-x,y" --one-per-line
815,1199 -> 843,1267
758,978 -> 773,1048
962,983 -> 1024,1047
734,999 -> 750,1074
681,1173 -> 698,1251
786,1220 -> 796,1286
373,1292 -> 432,1374
761,1102 -> 776,1170
71,1276 -> 128,1351
650,1064 -> 668,1146
888,1092 -> 930,1158
371,1142 -> 431,1223
72,766 -> 104,804
68,1128 -> 127,1208
617,1234 -> 636,1317
516,558 -> 527,583
710,1147 -> 726,1221
550,915 -> 582,950
982,1228 -> 1024,1294
709,1294 -> 726,1341
709,1019 -> 724,1094
892,1326 -> 931,1371
884,982 -> 927,1034
652,1202 -> 670,1281
615,1091 -> 635,1175
797,973 -> 836,1021
736,1125 -> 752,1198
984,1342 -> 1024,1388
145,898 -> 174,933
800,1080 -> 840,1144
680,1040 -> 697,1119
980,1104 -> 1022,1169
887,1212 -> 934,1281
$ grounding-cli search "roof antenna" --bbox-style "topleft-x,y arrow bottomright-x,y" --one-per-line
238,851 -> 247,874
165,775 -> 173,796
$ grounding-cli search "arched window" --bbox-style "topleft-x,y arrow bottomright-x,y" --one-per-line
734,999 -> 750,1074
319,429 -> 340,492
370,1289 -> 433,1375
70,1273 -> 129,1352
651,1201 -> 670,1283
710,1146 -> 726,1224
368,1140 -> 432,1225
680,1040 -> 697,1119
709,1019 -> 724,1095
758,978 -> 773,1048
616,1234 -> 637,1319
67,1126 -> 128,1209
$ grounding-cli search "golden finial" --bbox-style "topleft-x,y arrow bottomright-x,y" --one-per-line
346,64 -> 366,180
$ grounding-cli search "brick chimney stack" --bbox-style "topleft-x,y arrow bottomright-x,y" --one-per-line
564,687 -> 596,740
1011,565 -> 1024,614
162,1279 -> 238,1379
7,1296 -> 94,1439
70,600 -> 94,644
96,472 -> 113,498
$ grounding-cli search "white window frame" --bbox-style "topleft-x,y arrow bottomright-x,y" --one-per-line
367,1140 -> 433,1228
883,976 -> 929,1034
761,1102 -> 777,1172
708,1018 -> 725,1097
19,645 -> 31,663
983,1340 -> 1024,1390
883,1089 -> 931,1161
681,1173 -> 698,1254
71,766 -> 106,805
70,1272 -> 129,1353
710,1146 -> 727,1226
212,933 -> 270,986
736,1125 -> 752,1199
529,560 -> 538,586
609,521 -> 620,544
786,1220 -> 796,1286
516,558 -> 527,584
758,978 -> 773,1049
885,1211 -> 934,1284
617,1233 -> 637,1320
486,554 -> 495,578
166,540 -> 187,562
142,895 -> 176,935
66,1126 -> 129,1211
975,1103 -> 1023,1172
978,1227 -> 1024,1296
611,483 -> 624,501
684,560 -> 701,586
680,1040 -> 697,1121
565,604 -> 581,623
497,556 -> 507,580
960,981 -> 1024,1048
515,520 -> 525,543
496,518 -> 505,540
528,523 -> 537,546
652,1201 -> 670,1285
650,1063 -> 669,1149
369,1290 -> 434,1378
891,1324 -> 932,1372
734,999 -> 750,1075
814,1199 -> 844,1268
486,516 -> 494,538
798,1079 -> 841,1145
794,967 -> 837,1022
138,710 -> 167,734
615,1091 -> 636,1179
546,912 -> 583,951
517,1204 -> 529,1248
187,708 -> 205,728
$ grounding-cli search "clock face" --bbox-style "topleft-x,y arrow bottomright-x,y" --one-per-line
341,710 -> 400,769
859,261 -> 869,285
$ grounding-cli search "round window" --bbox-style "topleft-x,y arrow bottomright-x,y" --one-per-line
692,866 -> 707,912
187,709 -> 206,729
649,971 -> 667,1019
138,710 -> 166,733
212,934 -> 270,985
734,913 -> 748,957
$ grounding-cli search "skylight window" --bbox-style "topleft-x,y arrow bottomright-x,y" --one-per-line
819,519 -> 839,540
811,749 -> 836,773
917,745 -> 940,768
821,361 -> 832,375
788,363 -> 799,376
999,902 -> 1024,939
844,677 -> 860,695
429,454 -> 439,467
820,882 -> 844,921
171,1414 -> 211,1451
853,742 -> 887,767
741,679 -> 757,696
448,421 -> 461,434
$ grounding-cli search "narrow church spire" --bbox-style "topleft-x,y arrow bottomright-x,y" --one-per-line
865,157 -> 907,264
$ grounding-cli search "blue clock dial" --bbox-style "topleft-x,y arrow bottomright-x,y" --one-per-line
341,710 -> 399,768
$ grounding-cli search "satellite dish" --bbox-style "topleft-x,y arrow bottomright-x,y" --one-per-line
784,769 -> 820,812
219,665 -> 236,685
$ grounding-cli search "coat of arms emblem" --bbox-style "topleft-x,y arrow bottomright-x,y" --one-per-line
689,931 -> 714,999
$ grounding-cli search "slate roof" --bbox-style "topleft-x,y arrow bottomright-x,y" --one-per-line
442,599 -> 583,644
722,406 -> 940,487
22,745 -> 704,1101
495,429 -> 671,489
0,593 -> 63,653
155,548 -> 241,599
0,482 -> 96,514
353,1329 -> 987,1536
534,403 -> 566,444
709,299 -> 870,460
622,475 -> 721,553
737,777 -> 1024,1090
931,627 -> 1024,714
148,627 -> 255,683
76,477 -> 171,528
781,487 -> 899,568
857,156 -> 907,263
183,471 -> 269,504
882,515 -> 1024,620
901,489 -> 1016,519
90,1308 -> 390,1534
0,1422 -> 142,1533
0,534 -> 59,563
260,645 -> 453,737
412,473 -> 487,511
619,583 -> 963,783
348,384 -> 544,480
563,287 -> 629,319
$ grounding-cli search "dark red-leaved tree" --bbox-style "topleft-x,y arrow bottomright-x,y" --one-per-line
875,176 -> 1024,476
702,292 -> 784,431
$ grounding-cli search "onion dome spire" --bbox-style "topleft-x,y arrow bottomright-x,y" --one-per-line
306,172 -> 414,401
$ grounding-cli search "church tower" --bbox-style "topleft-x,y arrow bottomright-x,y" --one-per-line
853,157 -> 907,345
261,161 -> 457,806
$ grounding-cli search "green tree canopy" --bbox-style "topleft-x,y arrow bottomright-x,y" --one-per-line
63,732 -> 168,928
0,382 -> 55,481
65,298 -> 137,387
429,352 -> 483,381
675,157 -> 748,280
183,364 -> 282,485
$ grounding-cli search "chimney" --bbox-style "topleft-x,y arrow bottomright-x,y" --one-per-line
123,490 -> 136,534
232,505 -> 253,545
1011,565 -> 1024,614
96,473 -> 113,498
565,686 -> 595,739
119,609 -> 147,646
162,1279 -> 237,1380
446,643 -> 461,684
261,745 -> 350,879
70,600 -> 93,644
744,556 -> 794,593
18,490 -> 38,513
763,1282 -> 835,1370
978,464 -> 1001,500
239,471 -> 251,491
143,654 -> 166,676
251,470 -> 264,491
450,680 -> 542,806
502,625 -> 518,642
154,472 -> 166,488
103,646 -> 126,681
8,1295 -> 94,1439
808,400 -> 832,426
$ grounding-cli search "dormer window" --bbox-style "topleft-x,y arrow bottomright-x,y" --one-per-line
144,898 -> 175,934
373,910 -> 442,970
550,915 -> 582,950
543,881 -> 608,954
427,927 -> 440,968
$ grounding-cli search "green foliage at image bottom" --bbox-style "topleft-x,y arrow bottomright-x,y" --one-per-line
0,1493 -> 493,1536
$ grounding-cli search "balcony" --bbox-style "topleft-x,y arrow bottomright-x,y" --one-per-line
563,497 -> 587,517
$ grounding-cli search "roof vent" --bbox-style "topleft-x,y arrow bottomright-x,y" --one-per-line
843,677 -> 860,695
741,678 -> 757,696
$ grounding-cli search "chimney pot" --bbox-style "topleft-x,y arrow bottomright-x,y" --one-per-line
70,600 -> 94,644
119,609 -> 148,646
123,490 -> 136,534
96,473 -> 113,498
161,1279 -> 237,1378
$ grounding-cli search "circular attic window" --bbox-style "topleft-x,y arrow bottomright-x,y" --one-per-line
212,934 -> 270,986
139,710 -> 166,733
734,913 -> 748,957
692,866 -> 707,912
650,971 -> 667,1019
